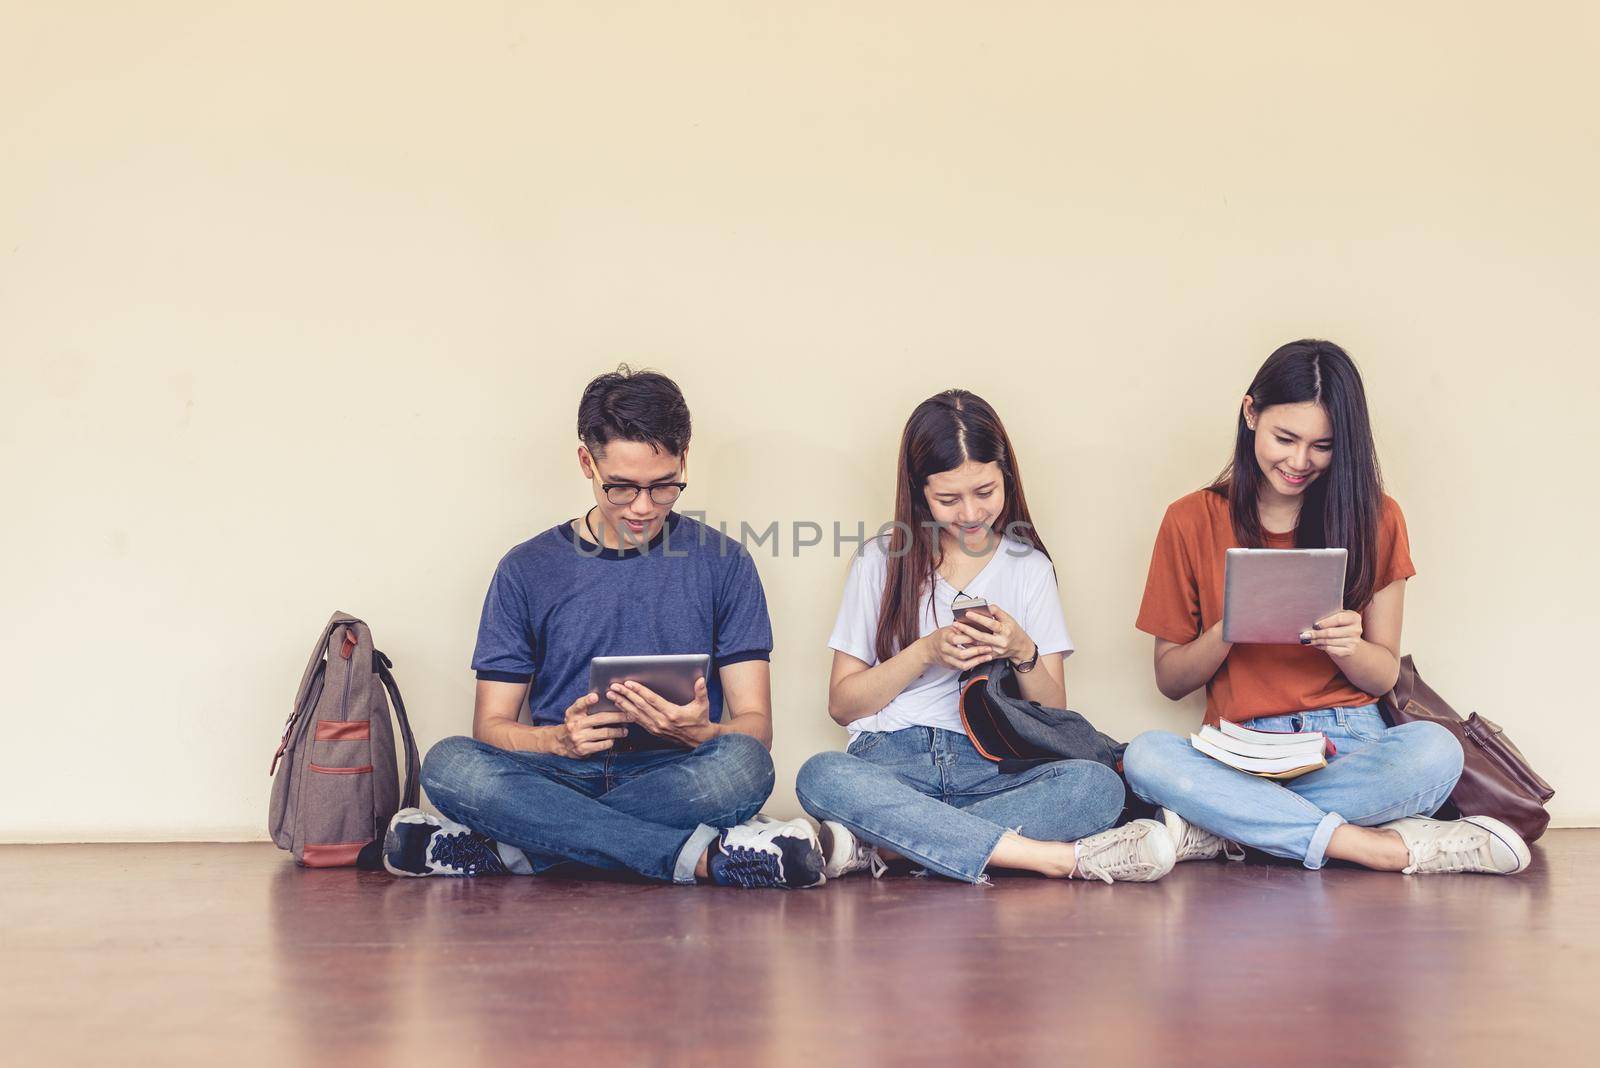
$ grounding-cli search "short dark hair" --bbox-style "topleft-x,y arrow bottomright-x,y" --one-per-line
576,364 -> 692,458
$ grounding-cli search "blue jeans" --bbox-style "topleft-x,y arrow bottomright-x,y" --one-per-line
421,732 -> 775,884
1122,705 -> 1464,869
794,726 -> 1126,884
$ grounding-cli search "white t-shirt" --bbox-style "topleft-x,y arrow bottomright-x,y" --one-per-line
827,534 -> 1073,735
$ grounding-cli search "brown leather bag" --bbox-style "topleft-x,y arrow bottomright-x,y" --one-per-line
1379,655 -> 1554,842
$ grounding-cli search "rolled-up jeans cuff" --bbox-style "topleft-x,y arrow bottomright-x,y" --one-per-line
1304,812 -> 1346,870
673,824 -> 720,884
965,825 -> 1010,885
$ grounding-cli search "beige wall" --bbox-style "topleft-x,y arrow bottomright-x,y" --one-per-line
3,2 -> 1597,841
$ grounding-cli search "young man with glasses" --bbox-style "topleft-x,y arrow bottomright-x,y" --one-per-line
384,367 -> 825,888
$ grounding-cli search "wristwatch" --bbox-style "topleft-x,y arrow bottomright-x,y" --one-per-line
1012,642 -> 1039,673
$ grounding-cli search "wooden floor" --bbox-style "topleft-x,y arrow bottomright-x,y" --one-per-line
3,832 -> 1597,1067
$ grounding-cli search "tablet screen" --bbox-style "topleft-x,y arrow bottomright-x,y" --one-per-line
1222,549 -> 1347,644
589,654 -> 711,713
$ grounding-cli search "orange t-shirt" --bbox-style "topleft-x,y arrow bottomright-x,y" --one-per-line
1136,488 -> 1415,725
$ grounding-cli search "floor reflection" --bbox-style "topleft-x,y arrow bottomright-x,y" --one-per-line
259,840 -> 1570,1066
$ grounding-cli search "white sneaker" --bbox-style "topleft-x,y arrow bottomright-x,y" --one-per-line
1162,808 -> 1245,863
1072,819 -> 1177,883
816,819 -> 889,879
745,813 -> 823,846
382,808 -> 510,877
709,816 -> 826,889
1381,814 -> 1531,875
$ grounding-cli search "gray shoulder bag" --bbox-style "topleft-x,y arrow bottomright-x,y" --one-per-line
268,612 -> 420,868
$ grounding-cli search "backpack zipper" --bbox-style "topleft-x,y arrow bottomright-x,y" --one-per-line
339,625 -> 356,721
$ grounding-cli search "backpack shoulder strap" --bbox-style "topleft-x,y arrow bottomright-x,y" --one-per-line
373,650 -> 421,809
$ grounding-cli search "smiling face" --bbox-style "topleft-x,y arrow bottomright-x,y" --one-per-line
923,460 -> 1006,554
577,439 -> 686,546
1244,396 -> 1333,500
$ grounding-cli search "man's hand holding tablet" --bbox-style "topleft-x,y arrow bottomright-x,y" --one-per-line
607,676 -> 716,747
589,654 -> 716,748
553,692 -> 629,759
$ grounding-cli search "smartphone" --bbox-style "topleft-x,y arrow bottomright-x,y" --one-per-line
951,596 -> 991,623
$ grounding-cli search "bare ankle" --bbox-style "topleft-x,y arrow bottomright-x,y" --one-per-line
1375,828 -> 1411,870
1326,824 -> 1410,872
988,831 -> 1076,878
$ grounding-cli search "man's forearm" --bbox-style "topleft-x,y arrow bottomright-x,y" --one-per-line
476,718 -> 558,754
708,710 -> 773,749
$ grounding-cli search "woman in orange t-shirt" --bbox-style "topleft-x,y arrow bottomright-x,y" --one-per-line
1122,340 -> 1531,876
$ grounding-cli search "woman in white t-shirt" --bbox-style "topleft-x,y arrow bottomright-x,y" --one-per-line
794,390 -> 1175,884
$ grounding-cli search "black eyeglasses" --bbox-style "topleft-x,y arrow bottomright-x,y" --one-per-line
601,481 -> 687,506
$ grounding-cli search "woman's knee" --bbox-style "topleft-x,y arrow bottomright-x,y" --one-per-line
794,750 -> 861,813
1121,730 -> 1190,794
1392,720 -> 1464,786
1042,759 -> 1126,834
1090,761 -> 1129,828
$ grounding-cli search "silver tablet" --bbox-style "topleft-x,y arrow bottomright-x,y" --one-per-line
1222,548 -> 1348,644
589,654 -> 711,713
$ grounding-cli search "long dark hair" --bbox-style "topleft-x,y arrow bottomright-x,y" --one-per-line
1210,339 -> 1384,610
874,390 -> 1049,663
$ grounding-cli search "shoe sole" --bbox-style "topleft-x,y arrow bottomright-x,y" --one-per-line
1462,815 -> 1532,875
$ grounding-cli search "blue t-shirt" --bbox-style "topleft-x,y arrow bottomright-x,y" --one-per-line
472,512 -> 773,729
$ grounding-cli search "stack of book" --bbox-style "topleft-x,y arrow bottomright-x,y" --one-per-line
1190,719 -> 1332,779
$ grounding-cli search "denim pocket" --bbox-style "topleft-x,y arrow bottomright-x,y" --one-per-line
1340,709 -> 1389,743
846,731 -> 884,758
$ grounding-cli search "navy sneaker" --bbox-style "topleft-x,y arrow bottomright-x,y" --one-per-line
383,808 -> 510,877
706,819 -> 826,889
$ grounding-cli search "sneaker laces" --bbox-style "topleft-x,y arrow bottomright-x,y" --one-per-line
1075,826 -> 1161,884
834,830 -> 889,878
818,821 -> 888,879
1172,821 -> 1219,862
1409,825 -> 1492,874
849,844 -> 889,879
428,829 -> 509,877
714,844 -> 786,888
1175,822 -> 1245,863
832,837 -> 896,882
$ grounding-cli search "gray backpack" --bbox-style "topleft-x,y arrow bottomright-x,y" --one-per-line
269,611 -> 420,868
